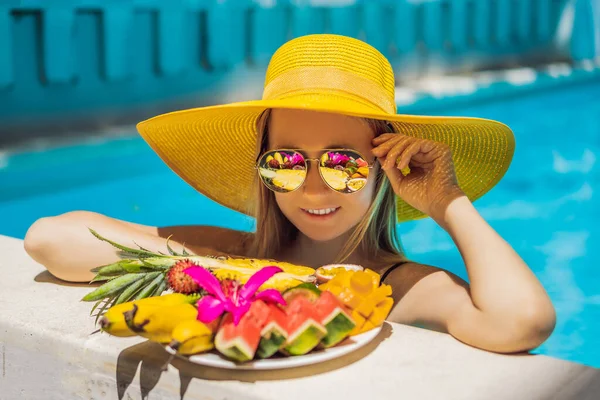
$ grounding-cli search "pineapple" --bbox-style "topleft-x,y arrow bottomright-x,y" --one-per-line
82,229 -> 316,320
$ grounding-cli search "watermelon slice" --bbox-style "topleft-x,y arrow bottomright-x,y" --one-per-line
281,295 -> 327,356
314,291 -> 356,347
256,303 -> 289,359
214,300 -> 271,362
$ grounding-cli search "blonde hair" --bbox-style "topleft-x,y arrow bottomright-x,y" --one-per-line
247,109 -> 407,268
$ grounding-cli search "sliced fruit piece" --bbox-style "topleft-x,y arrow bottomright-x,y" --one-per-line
259,168 -> 277,179
322,283 -> 341,296
357,166 -> 369,176
257,304 -> 289,359
282,296 -> 327,356
368,297 -> 394,327
348,310 -> 367,336
214,300 -> 271,362
356,158 -> 368,168
365,284 -> 392,305
363,268 -> 381,287
350,271 -> 374,294
282,283 -> 321,304
327,269 -> 352,288
320,168 -> 347,191
337,287 -> 362,310
361,319 -> 377,333
315,291 -> 355,348
355,297 -> 376,319
315,264 -> 364,284
271,169 -> 305,191
347,177 -> 366,192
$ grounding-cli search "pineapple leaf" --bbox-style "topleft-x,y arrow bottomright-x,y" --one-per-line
140,258 -> 171,271
94,296 -> 118,324
89,299 -> 105,316
165,235 -> 178,256
91,260 -> 131,275
181,244 -> 190,256
133,273 -> 164,301
90,274 -> 114,283
132,240 -> 155,253
121,260 -> 159,273
82,273 -> 146,302
88,228 -> 159,258
115,272 -> 161,305
151,278 -> 168,298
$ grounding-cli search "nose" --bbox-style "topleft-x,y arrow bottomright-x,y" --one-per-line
302,160 -> 330,196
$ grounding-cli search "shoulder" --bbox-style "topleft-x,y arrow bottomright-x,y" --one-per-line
382,261 -> 468,295
156,225 -> 255,256
383,261 -> 471,332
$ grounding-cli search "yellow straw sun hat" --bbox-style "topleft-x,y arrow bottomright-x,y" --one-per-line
137,34 -> 515,223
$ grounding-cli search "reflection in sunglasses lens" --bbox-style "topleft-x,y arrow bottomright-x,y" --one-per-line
258,150 -> 307,192
319,151 -> 369,193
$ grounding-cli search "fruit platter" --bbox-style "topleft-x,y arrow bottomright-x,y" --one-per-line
83,230 -> 393,369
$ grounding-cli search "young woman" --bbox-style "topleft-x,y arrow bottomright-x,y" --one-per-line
24,34 -> 555,354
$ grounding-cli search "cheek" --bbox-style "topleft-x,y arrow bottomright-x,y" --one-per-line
347,187 -> 374,212
274,192 -> 297,214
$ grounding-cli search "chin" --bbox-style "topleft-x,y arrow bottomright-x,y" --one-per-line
298,227 -> 347,242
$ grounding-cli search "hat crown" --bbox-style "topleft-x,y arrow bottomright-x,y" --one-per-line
262,34 -> 396,113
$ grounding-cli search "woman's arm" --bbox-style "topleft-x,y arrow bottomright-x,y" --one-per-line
387,196 -> 556,353
372,133 -> 556,353
24,211 -> 249,283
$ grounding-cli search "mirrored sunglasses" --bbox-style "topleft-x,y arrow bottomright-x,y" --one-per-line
256,149 -> 375,194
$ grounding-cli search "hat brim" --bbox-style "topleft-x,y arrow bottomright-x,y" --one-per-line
136,95 -> 515,223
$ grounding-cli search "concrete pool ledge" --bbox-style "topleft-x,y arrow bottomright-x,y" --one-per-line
1,234 -> 598,400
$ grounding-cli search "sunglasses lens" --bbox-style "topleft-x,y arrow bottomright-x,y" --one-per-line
257,150 -> 307,192
319,150 -> 369,193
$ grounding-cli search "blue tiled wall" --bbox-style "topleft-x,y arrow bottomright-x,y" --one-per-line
0,0 -> 590,137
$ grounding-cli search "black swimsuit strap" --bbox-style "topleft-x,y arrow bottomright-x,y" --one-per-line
380,261 -> 408,283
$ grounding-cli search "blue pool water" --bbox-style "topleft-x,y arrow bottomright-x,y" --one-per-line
2,80 -> 599,367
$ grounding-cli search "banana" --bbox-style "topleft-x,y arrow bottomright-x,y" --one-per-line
124,303 -> 198,343
168,320 -> 217,355
274,152 -> 283,164
99,293 -> 199,337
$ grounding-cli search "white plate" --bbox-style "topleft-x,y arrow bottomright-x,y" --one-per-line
168,325 -> 382,370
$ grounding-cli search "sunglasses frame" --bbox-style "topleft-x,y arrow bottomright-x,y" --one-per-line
255,148 -> 377,194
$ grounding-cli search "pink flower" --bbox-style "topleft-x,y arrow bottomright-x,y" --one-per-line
289,152 -> 305,167
327,152 -> 350,167
183,266 -> 286,325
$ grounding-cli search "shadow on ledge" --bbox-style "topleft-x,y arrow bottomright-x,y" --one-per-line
34,270 -> 98,288
115,322 -> 393,400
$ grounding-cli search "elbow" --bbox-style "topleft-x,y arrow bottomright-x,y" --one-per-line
24,216 -> 72,281
512,300 -> 557,351
24,217 -> 55,261
449,300 -> 557,354
488,301 -> 557,354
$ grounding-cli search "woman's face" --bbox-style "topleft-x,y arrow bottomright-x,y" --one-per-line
267,108 -> 379,242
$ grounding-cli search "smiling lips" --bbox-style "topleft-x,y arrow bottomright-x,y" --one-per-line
301,207 -> 340,217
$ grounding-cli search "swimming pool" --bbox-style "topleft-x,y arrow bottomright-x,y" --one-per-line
2,79 -> 599,367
